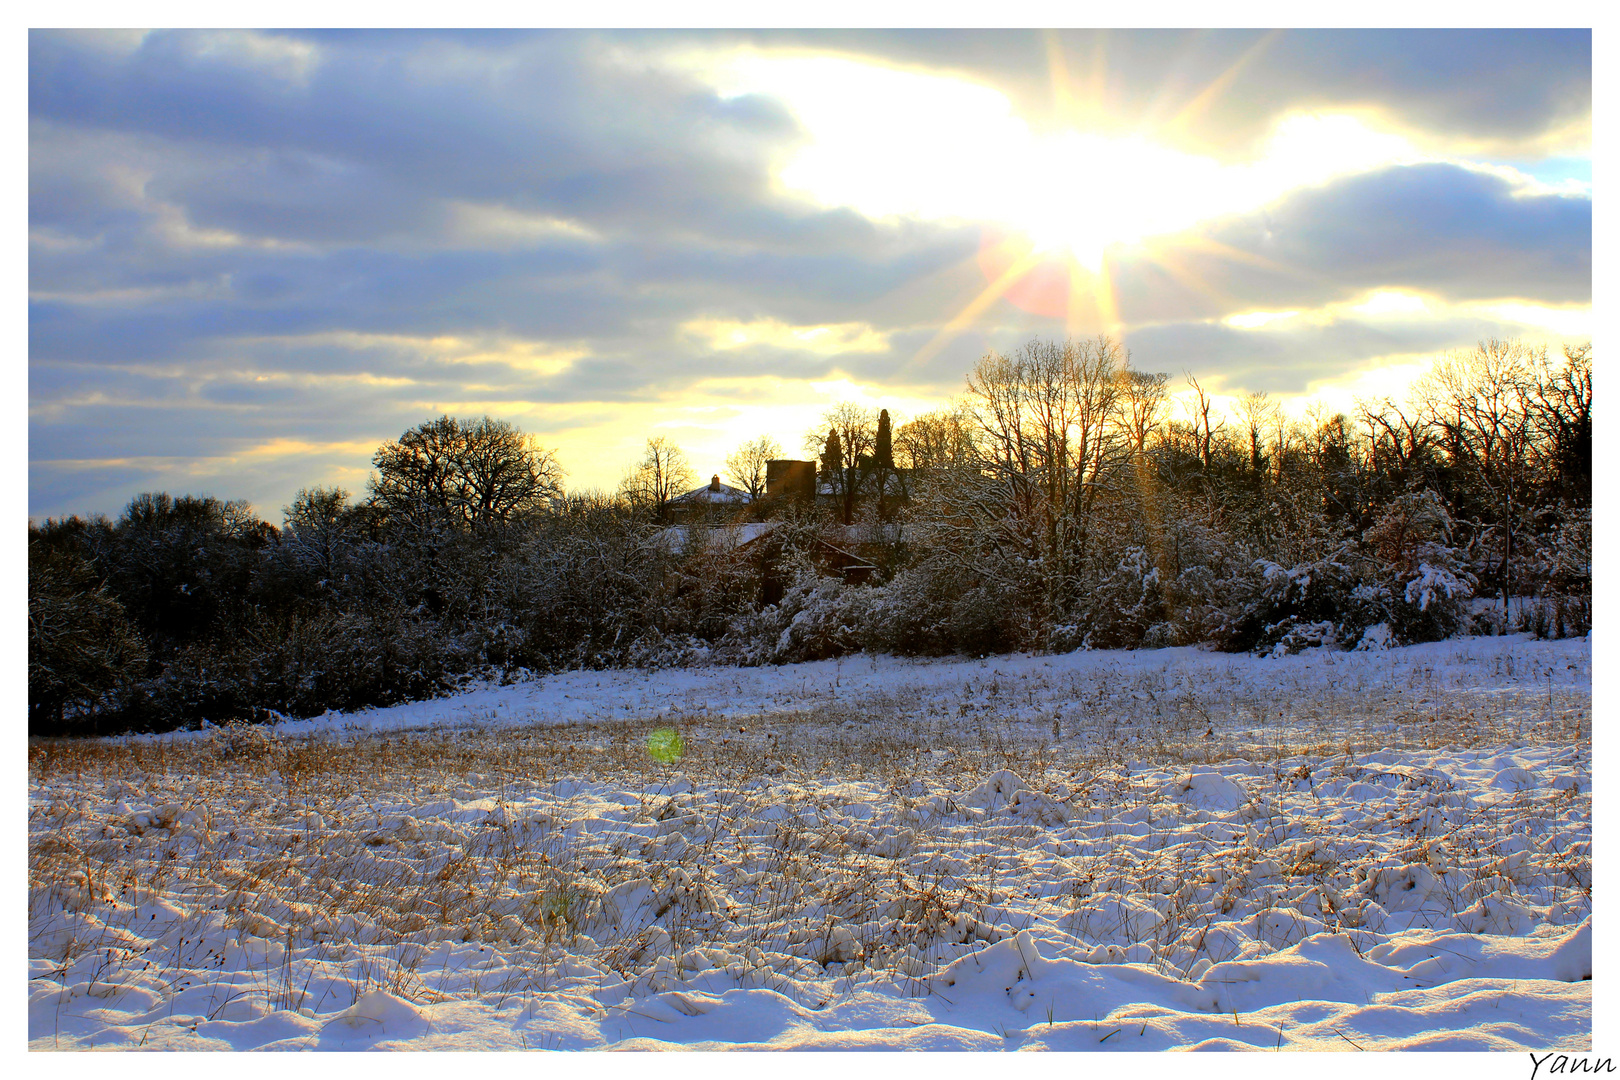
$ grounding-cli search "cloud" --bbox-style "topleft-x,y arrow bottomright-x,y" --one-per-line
689,29 -> 1589,158
29,30 -> 806,251
1121,297 -> 1587,400
1104,162 -> 1589,327
1242,163 -> 1588,301
680,317 -> 890,354
27,29 -> 1591,521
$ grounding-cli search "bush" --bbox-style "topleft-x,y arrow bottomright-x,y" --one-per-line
1084,546 -> 1168,650
28,540 -> 149,734
948,586 -> 1011,657
1219,555 -> 1383,655
864,566 -> 958,656
1387,562 -> 1475,644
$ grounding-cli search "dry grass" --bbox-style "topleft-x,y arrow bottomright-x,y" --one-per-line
28,669 -> 1592,1045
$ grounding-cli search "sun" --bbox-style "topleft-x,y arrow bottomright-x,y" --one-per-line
704,45 -> 1427,362
709,54 -> 1410,270
1003,132 -> 1223,272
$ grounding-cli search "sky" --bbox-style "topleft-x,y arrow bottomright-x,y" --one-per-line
27,28 -> 1592,523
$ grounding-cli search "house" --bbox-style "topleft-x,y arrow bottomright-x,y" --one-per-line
664,474 -> 752,523
658,459 -> 909,603
764,459 -> 817,506
657,517 -> 902,605
659,520 -> 779,555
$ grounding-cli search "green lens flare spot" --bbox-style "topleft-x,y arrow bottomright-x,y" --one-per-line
646,728 -> 684,764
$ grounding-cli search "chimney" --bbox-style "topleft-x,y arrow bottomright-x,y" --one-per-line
709,474 -> 721,492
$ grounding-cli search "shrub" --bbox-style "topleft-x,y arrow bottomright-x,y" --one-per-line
1219,555 -> 1384,655
28,540 -> 149,734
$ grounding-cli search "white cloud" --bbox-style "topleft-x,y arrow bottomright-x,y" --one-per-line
1223,310 -> 1300,330
185,30 -> 321,88
1220,288 -> 1591,342
681,317 -> 890,354
1458,300 -> 1592,339
443,201 -> 602,249
696,51 -> 1441,272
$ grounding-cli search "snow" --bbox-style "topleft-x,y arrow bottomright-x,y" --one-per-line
1406,562 -> 1470,611
181,631 -> 1588,744
659,521 -> 777,554
28,633 -> 1591,1051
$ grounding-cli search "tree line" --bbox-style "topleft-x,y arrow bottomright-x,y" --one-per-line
29,338 -> 1590,735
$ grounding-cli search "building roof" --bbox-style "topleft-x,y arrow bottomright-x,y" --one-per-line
668,475 -> 752,506
659,521 -> 780,554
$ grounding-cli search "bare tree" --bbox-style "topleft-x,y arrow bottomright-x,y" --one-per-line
1420,338 -> 1542,623
1116,365 -> 1171,572
1182,373 -> 1225,476
1237,390 -> 1279,476
724,434 -> 784,501
962,337 -> 1130,618
1118,368 -> 1170,464
805,402 -> 878,525
1530,341 -> 1592,507
619,435 -> 695,521
458,417 -> 565,526
895,405 -> 977,473
281,486 -> 356,578
370,418 -> 460,528
1356,394 -> 1435,488
369,415 -> 563,529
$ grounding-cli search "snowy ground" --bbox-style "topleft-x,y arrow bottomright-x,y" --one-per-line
29,634 -> 1592,1050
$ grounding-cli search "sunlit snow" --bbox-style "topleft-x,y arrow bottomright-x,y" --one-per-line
29,634 -> 1590,1050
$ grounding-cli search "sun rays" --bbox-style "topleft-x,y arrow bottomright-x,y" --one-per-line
1158,30 -> 1283,143
899,30 -> 1323,371
900,238 -> 1048,376
703,33 -> 1467,378
706,29 -> 1584,406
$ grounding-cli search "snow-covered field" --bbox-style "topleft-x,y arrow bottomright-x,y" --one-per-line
29,634 -> 1592,1050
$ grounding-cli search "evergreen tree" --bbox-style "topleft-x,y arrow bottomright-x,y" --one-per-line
874,409 -> 893,469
